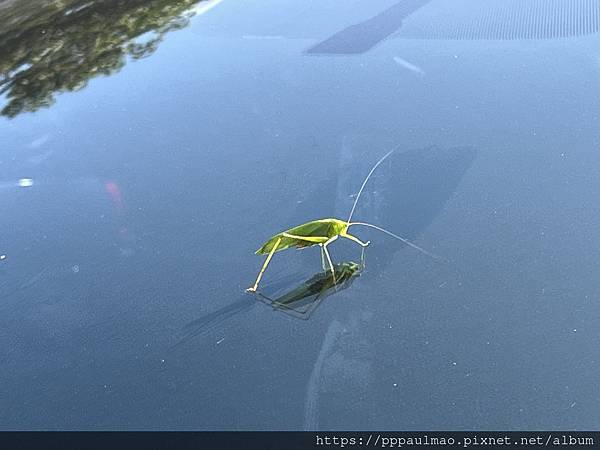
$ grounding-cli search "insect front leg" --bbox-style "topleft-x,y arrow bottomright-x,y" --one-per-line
246,237 -> 282,293
360,246 -> 366,268
341,233 -> 370,248
341,233 -> 369,269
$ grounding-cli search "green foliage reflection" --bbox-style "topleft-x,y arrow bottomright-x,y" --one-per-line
0,0 -> 204,118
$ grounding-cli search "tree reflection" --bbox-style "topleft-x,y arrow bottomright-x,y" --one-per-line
0,0 -> 205,118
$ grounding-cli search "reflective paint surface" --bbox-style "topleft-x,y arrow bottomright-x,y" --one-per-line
1,0 -> 600,430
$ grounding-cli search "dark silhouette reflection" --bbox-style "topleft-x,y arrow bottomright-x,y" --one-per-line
287,144 -> 476,274
173,261 -> 363,348
0,0 -> 205,118
300,145 -> 477,430
307,0 -> 432,55
371,145 -> 476,270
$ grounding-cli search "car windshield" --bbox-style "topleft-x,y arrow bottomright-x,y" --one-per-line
1,0 -> 599,431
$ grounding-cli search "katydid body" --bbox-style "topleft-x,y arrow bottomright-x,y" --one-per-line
246,150 -> 438,293
246,218 -> 369,293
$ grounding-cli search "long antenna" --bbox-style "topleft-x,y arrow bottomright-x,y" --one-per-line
347,149 -> 395,223
348,221 -> 442,261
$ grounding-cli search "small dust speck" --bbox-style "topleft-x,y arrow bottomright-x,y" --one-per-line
18,178 -> 34,187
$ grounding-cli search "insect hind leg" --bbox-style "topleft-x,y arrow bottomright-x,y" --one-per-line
246,237 -> 282,293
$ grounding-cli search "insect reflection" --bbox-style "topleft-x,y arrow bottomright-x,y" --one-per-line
173,261 -> 364,349
254,260 -> 363,319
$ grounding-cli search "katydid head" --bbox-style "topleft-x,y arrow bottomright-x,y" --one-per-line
326,218 -> 350,237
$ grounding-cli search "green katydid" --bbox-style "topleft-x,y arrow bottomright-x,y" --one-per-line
246,149 -> 439,293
